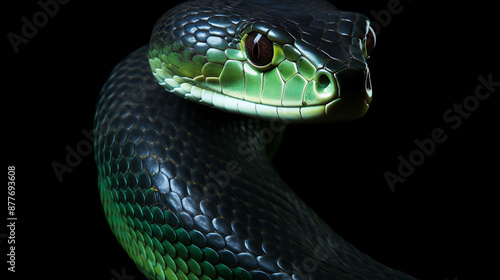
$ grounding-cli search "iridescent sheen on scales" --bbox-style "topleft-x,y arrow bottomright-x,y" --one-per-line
94,0 -> 417,280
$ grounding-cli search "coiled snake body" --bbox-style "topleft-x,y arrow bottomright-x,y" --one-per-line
94,0 -> 417,279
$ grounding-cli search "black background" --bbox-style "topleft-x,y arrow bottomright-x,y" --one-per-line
3,0 -> 498,279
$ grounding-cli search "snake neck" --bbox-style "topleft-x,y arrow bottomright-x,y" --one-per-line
95,46 -> 418,280
95,45 -> 286,191
218,114 -> 287,169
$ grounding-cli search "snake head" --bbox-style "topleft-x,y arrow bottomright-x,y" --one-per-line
148,0 -> 375,123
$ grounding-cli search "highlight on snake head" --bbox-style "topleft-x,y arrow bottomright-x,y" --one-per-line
95,1 -> 420,280
148,1 -> 375,123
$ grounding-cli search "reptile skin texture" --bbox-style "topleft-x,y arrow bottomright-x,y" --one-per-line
150,0 -> 369,75
95,0 -> 417,279
94,47 -> 416,280
147,0 -> 372,122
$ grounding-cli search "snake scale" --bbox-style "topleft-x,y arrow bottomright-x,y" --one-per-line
94,0 -> 418,279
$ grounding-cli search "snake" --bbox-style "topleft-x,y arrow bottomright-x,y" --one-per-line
94,0 -> 418,279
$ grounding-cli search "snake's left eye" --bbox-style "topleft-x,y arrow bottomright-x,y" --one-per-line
245,32 -> 274,67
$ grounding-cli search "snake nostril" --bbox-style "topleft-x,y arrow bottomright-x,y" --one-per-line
313,70 -> 337,101
316,73 -> 331,89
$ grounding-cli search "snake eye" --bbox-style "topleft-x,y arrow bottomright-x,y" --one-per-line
363,26 -> 376,59
245,32 -> 274,67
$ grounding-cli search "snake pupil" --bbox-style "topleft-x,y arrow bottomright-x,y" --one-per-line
245,32 -> 273,66
252,43 -> 260,61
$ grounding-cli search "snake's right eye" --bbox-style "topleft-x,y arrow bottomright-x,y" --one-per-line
363,26 -> 376,59
245,32 -> 274,67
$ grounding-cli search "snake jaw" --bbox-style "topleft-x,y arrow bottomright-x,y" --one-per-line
97,1 -> 416,280
149,46 -> 372,124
